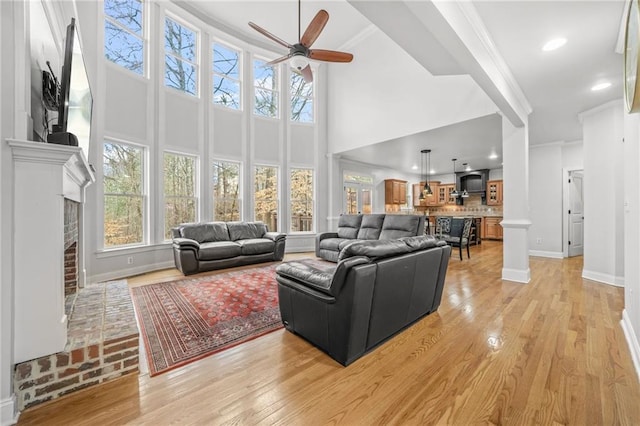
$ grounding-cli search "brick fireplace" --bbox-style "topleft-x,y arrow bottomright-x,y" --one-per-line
64,199 -> 79,297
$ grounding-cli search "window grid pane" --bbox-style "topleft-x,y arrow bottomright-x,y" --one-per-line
213,160 -> 241,221
254,165 -> 279,232
291,72 -> 314,123
104,0 -> 144,74
105,0 -> 142,34
164,153 -> 197,239
254,59 -> 279,117
290,168 -> 314,232
213,43 -> 241,110
103,142 -> 145,247
164,17 -> 198,95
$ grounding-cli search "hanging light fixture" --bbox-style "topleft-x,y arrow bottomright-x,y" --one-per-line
420,149 -> 433,198
450,158 -> 459,198
461,163 -> 470,197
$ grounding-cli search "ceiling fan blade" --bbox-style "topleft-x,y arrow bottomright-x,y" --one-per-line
309,49 -> 353,63
265,55 -> 292,67
300,9 -> 329,48
301,64 -> 313,83
248,22 -> 293,49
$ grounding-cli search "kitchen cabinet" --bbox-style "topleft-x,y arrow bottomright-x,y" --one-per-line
483,216 -> 503,240
385,179 -> 407,205
443,184 -> 458,205
412,181 -> 439,206
487,180 -> 503,206
425,181 -> 440,206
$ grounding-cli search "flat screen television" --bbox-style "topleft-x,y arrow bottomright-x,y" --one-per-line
48,17 -> 93,161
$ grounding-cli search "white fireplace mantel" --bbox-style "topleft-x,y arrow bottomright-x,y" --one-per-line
7,139 -> 94,363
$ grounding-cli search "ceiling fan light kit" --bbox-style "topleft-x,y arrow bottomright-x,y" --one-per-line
248,0 -> 353,84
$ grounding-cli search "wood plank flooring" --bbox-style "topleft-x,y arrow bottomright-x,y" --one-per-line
18,241 -> 640,425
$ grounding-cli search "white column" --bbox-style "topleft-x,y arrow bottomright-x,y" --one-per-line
501,117 -> 531,283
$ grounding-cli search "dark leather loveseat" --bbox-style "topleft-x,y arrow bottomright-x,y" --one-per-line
171,221 -> 286,275
276,235 -> 451,365
316,214 -> 426,262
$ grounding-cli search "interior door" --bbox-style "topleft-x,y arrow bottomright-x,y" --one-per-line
568,171 -> 584,257
343,184 -> 372,214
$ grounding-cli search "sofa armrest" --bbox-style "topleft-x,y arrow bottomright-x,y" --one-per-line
264,232 -> 286,242
172,237 -> 200,250
315,232 -> 338,257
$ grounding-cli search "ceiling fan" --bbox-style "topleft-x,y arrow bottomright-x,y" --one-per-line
248,0 -> 353,83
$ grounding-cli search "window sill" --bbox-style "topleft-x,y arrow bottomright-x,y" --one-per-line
96,242 -> 171,258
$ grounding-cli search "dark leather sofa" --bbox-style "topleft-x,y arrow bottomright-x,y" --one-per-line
276,235 -> 451,366
171,221 -> 286,275
316,214 -> 426,262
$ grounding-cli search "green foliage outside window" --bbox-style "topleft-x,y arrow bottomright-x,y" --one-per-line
213,160 -> 241,221
254,166 -> 278,231
103,142 -> 144,247
164,153 -> 197,239
290,168 -> 313,232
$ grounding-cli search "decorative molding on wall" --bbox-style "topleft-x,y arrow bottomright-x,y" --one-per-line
500,219 -> 532,229
0,395 -> 18,426
577,99 -> 624,123
501,267 -> 531,284
582,269 -> 625,287
621,309 -> 640,383
529,250 -> 563,259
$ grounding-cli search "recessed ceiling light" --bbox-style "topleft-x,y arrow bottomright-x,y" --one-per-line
591,82 -> 612,91
412,164 -> 418,170
489,153 -> 498,160
542,37 -> 567,52
429,169 -> 435,175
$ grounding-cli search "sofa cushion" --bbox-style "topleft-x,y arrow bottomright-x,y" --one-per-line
276,261 -> 336,295
356,214 -> 385,240
236,238 -> 276,256
227,222 -> 267,241
180,222 -> 229,243
319,237 -> 352,252
399,235 -> 443,251
338,239 -> 411,261
198,241 -> 241,260
379,215 -> 422,240
337,214 -> 362,239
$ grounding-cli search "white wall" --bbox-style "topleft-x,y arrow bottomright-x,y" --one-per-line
581,100 -> 624,286
327,27 -> 498,154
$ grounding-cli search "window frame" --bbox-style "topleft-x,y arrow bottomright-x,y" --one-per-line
253,56 -> 280,119
212,40 -> 243,111
289,166 -> 315,233
212,158 -> 243,222
103,0 -> 146,76
163,12 -> 200,97
163,150 -> 199,241
102,138 -> 148,249
290,69 -> 315,123
253,163 -> 280,232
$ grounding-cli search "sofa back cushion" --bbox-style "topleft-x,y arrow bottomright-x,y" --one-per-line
337,214 -> 363,239
180,222 -> 230,243
338,239 -> 411,261
228,221 -> 267,241
356,214 -> 385,240
379,215 -> 423,240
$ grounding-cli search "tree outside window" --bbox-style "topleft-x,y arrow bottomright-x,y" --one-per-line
164,152 -> 197,239
290,168 -> 313,232
104,0 -> 144,74
213,43 -> 241,109
254,165 -> 278,232
291,72 -> 313,122
165,17 -> 197,95
103,142 -> 144,247
213,160 -> 241,221
254,59 -> 278,118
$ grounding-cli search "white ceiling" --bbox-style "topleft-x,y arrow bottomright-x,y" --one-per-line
183,0 -> 626,173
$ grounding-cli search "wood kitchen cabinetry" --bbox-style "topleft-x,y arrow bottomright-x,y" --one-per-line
483,216 -> 503,240
487,180 -> 503,206
384,179 -> 407,205
412,181 -> 440,207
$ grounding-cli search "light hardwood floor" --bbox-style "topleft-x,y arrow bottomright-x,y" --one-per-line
18,241 -> 640,425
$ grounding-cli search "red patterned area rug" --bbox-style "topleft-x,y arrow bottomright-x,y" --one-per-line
131,263 -> 287,376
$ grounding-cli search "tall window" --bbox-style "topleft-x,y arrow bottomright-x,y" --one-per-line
104,0 -> 144,74
164,16 -> 197,95
254,59 -> 279,118
290,168 -> 314,232
164,152 -> 197,239
103,141 -> 145,247
213,160 -> 241,221
290,72 -> 313,122
213,43 -> 241,109
254,165 -> 279,232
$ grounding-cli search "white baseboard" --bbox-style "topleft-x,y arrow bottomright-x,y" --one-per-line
1,395 -> 18,426
285,246 -> 315,253
502,267 -> 531,283
582,269 -> 625,287
88,261 -> 175,284
529,250 -> 563,259
621,309 -> 640,383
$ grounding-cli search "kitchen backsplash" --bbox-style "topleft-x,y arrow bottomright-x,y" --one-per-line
416,194 -> 503,215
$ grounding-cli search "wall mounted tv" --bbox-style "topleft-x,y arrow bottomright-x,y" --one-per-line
47,17 -> 93,161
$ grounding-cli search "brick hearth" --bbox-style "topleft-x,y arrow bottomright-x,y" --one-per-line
13,281 -> 139,410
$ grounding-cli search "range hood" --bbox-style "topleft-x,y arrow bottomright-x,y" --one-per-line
456,169 -> 489,203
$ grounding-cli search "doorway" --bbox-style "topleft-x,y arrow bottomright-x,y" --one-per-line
563,169 -> 584,257
343,183 -> 372,214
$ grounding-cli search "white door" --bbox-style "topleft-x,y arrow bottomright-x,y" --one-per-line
568,171 -> 584,257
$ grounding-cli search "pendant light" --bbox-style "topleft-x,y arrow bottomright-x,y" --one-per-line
461,163 -> 470,197
450,159 -> 459,198
421,149 -> 433,198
